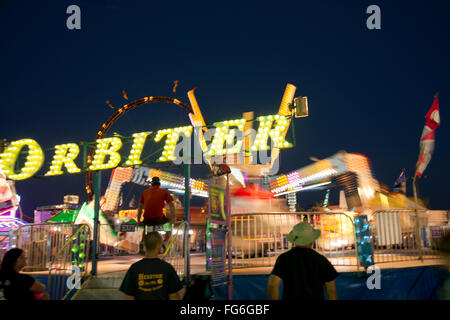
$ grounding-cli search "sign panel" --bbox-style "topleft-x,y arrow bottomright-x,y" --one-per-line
210,227 -> 228,287
119,224 -> 136,232
208,185 -> 227,225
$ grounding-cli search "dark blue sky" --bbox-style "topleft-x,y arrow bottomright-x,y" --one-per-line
1,0 -> 449,218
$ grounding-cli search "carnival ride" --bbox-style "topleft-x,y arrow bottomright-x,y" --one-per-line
2,82 -> 446,271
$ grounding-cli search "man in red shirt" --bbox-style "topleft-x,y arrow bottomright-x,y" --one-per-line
137,177 -> 176,245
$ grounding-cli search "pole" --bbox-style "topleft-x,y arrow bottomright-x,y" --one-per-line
183,163 -> 191,284
81,142 -> 88,171
226,173 -> 233,300
91,171 -> 101,275
412,175 -> 423,261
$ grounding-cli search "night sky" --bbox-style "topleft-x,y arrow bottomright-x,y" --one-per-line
1,0 -> 449,219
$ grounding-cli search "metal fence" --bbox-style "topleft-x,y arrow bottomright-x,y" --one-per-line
14,223 -> 91,300
47,224 -> 91,300
230,212 -> 359,268
371,210 -> 448,264
163,221 -> 188,278
16,223 -> 81,272
307,212 -> 359,267
229,210 -> 449,269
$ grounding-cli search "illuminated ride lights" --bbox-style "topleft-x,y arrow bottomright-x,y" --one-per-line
0,218 -> 27,229
273,181 -> 333,197
271,169 -> 337,195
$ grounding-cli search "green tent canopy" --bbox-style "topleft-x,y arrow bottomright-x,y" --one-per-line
47,209 -> 79,223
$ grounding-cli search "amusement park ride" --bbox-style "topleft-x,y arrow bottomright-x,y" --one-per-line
0,83 -> 445,267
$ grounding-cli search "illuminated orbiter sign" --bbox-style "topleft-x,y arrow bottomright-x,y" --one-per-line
1,84 -> 299,181
0,114 -> 293,181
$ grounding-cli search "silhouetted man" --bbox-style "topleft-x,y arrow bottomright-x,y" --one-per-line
120,231 -> 183,300
268,222 -> 338,300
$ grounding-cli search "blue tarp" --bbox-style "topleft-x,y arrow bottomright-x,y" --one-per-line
29,265 -> 450,300
212,266 -> 450,300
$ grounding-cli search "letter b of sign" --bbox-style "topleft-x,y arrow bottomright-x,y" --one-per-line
366,5 -> 381,30
66,5 -> 81,30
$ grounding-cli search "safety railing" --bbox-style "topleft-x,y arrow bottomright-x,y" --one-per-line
47,224 -> 91,300
16,223 -> 79,272
371,210 -> 449,264
230,212 -> 359,268
162,221 -> 188,278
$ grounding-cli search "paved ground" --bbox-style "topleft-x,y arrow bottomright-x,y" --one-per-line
79,252 -> 446,277
22,251 -> 445,279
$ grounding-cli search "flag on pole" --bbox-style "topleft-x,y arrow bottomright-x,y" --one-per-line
415,94 -> 440,177
392,168 -> 406,194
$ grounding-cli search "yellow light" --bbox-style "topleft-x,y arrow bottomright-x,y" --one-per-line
45,143 -> 81,176
252,115 -> 293,151
124,132 -> 152,166
205,118 -> 245,157
0,139 -> 44,180
88,137 -> 123,170
154,126 -> 193,162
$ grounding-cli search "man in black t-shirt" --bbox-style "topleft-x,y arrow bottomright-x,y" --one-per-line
268,222 -> 338,300
119,231 -> 183,300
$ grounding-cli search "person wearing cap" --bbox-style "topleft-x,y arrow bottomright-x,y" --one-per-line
137,177 -> 176,246
268,222 -> 338,300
